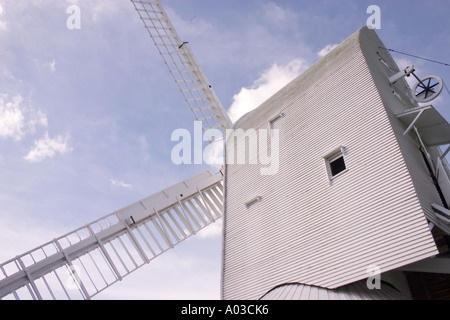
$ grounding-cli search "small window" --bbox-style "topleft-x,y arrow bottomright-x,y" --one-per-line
329,154 -> 346,177
325,147 -> 347,181
269,113 -> 285,135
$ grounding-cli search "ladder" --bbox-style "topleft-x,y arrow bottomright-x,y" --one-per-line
131,0 -> 233,142
0,170 -> 224,300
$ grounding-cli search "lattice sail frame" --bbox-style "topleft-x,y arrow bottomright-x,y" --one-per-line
0,0 -> 231,300
0,171 -> 223,300
131,0 -> 233,142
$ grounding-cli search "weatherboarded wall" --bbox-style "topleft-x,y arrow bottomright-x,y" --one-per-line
221,27 -> 438,300
359,28 -> 450,234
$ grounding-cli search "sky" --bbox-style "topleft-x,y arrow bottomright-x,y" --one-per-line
0,0 -> 449,300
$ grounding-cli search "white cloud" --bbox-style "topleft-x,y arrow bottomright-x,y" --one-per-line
228,58 -> 308,122
90,0 -> 129,23
45,59 -> 56,73
262,2 -> 299,25
318,44 -> 339,58
110,179 -> 132,189
203,140 -> 225,171
27,109 -> 48,133
0,94 -> 25,141
0,3 -> 7,31
197,219 -> 223,240
24,132 -> 72,163
0,94 -> 49,141
31,58 -> 57,74
267,3 -> 289,22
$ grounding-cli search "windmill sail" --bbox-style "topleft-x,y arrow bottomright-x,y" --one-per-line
0,0 -> 230,301
131,0 -> 233,142
0,170 -> 223,300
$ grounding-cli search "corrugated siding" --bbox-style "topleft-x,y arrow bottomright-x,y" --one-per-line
359,28 -> 450,234
222,28 -> 438,300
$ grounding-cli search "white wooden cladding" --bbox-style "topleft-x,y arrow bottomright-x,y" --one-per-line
0,170 -> 223,300
222,27 -> 439,300
361,29 -> 450,235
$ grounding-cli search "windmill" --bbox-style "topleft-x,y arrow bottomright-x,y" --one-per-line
1,0 -> 449,300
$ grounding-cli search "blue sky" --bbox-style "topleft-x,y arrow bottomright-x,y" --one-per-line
0,0 -> 449,300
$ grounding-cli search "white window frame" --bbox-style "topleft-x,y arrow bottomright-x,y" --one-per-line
324,146 -> 348,183
268,112 -> 285,136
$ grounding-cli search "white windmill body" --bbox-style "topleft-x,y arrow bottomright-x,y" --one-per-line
1,1 -> 450,300
221,26 -> 450,300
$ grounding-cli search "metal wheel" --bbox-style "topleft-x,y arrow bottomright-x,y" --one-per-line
412,75 -> 444,103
